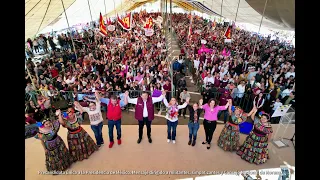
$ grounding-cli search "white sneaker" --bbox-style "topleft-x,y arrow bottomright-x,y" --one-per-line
172,140 -> 176,144
167,139 -> 171,143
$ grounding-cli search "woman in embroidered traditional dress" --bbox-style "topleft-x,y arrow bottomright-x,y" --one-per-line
236,112 -> 273,165
56,108 -> 98,162
34,118 -> 72,172
163,92 -> 189,144
217,101 -> 247,151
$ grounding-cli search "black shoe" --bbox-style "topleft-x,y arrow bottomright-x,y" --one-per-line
148,137 -> 152,143
192,140 -> 196,146
188,140 -> 192,145
101,142 -> 104,145
202,141 -> 207,145
207,144 -> 211,150
97,145 -> 101,148
137,138 -> 142,144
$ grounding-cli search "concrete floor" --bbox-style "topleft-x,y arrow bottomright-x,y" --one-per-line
25,124 -> 295,180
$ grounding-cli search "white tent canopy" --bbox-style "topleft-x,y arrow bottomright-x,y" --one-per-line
25,0 -> 294,40
25,0 -> 76,41
199,0 -> 294,30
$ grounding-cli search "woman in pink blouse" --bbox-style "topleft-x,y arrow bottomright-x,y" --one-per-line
199,98 -> 231,149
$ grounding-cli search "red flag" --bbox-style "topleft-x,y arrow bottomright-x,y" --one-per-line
107,18 -> 112,25
143,17 -> 153,29
118,12 -> 132,31
224,26 -> 232,39
99,13 -> 107,36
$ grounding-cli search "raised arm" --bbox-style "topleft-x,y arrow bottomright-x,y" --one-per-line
55,109 -> 66,126
126,91 -> 138,105
163,97 -> 169,108
74,101 -> 88,113
228,99 -> 233,115
95,91 -> 101,102
177,97 -> 189,109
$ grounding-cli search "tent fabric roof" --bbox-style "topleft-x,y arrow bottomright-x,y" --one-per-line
25,0 -> 76,41
199,0 -> 293,30
25,0 -> 294,40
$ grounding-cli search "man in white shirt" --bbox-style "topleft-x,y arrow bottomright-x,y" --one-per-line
285,68 -> 295,79
179,88 -> 191,118
281,86 -> 294,99
127,91 -> 165,144
261,59 -> 270,69
219,68 -> 228,80
270,98 -> 283,124
193,58 -> 200,71
235,80 -> 246,102
65,75 -> 76,85
203,73 -> 215,86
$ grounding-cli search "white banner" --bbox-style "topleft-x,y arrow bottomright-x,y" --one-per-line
201,39 -> 207,44
144,28 -> 154,37
107,25 -> 115,32
194,30 -> 201,34
224,39 -> 232,43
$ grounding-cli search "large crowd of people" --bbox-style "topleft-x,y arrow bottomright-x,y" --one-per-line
172,13 -> 295,117
25,11 -> 294,172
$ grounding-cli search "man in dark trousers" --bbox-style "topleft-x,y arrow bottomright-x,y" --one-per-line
126,91 -> 165,144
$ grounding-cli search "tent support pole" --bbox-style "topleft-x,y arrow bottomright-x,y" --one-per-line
234,0 -> 240,23
60,0 -> 78,62
252,0 -> 268,59
87,0 -> 94,26
220,0 -> 223,22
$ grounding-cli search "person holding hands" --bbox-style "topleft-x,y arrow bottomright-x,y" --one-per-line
163,91 -> 190,144
199,98 -> 230,149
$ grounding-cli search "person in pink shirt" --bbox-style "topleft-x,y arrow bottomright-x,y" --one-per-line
134,72 -> 144,83
199,98 -> 231,150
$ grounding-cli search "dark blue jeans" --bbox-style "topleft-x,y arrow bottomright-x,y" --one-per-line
90,122 -> 104,145
218,110 -> 229,123
188,122 -> 199,140
167,120 -> 178,140
108,120 -> 121,142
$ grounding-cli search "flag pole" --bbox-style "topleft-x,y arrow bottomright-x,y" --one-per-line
252,0 -> 268,59
60,0 -> 77,62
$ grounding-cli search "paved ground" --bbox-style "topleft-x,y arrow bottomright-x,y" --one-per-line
25,125 -> 295,180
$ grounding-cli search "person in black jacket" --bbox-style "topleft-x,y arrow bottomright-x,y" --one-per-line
202,85 -> 212,104
186,100 -> 203,146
